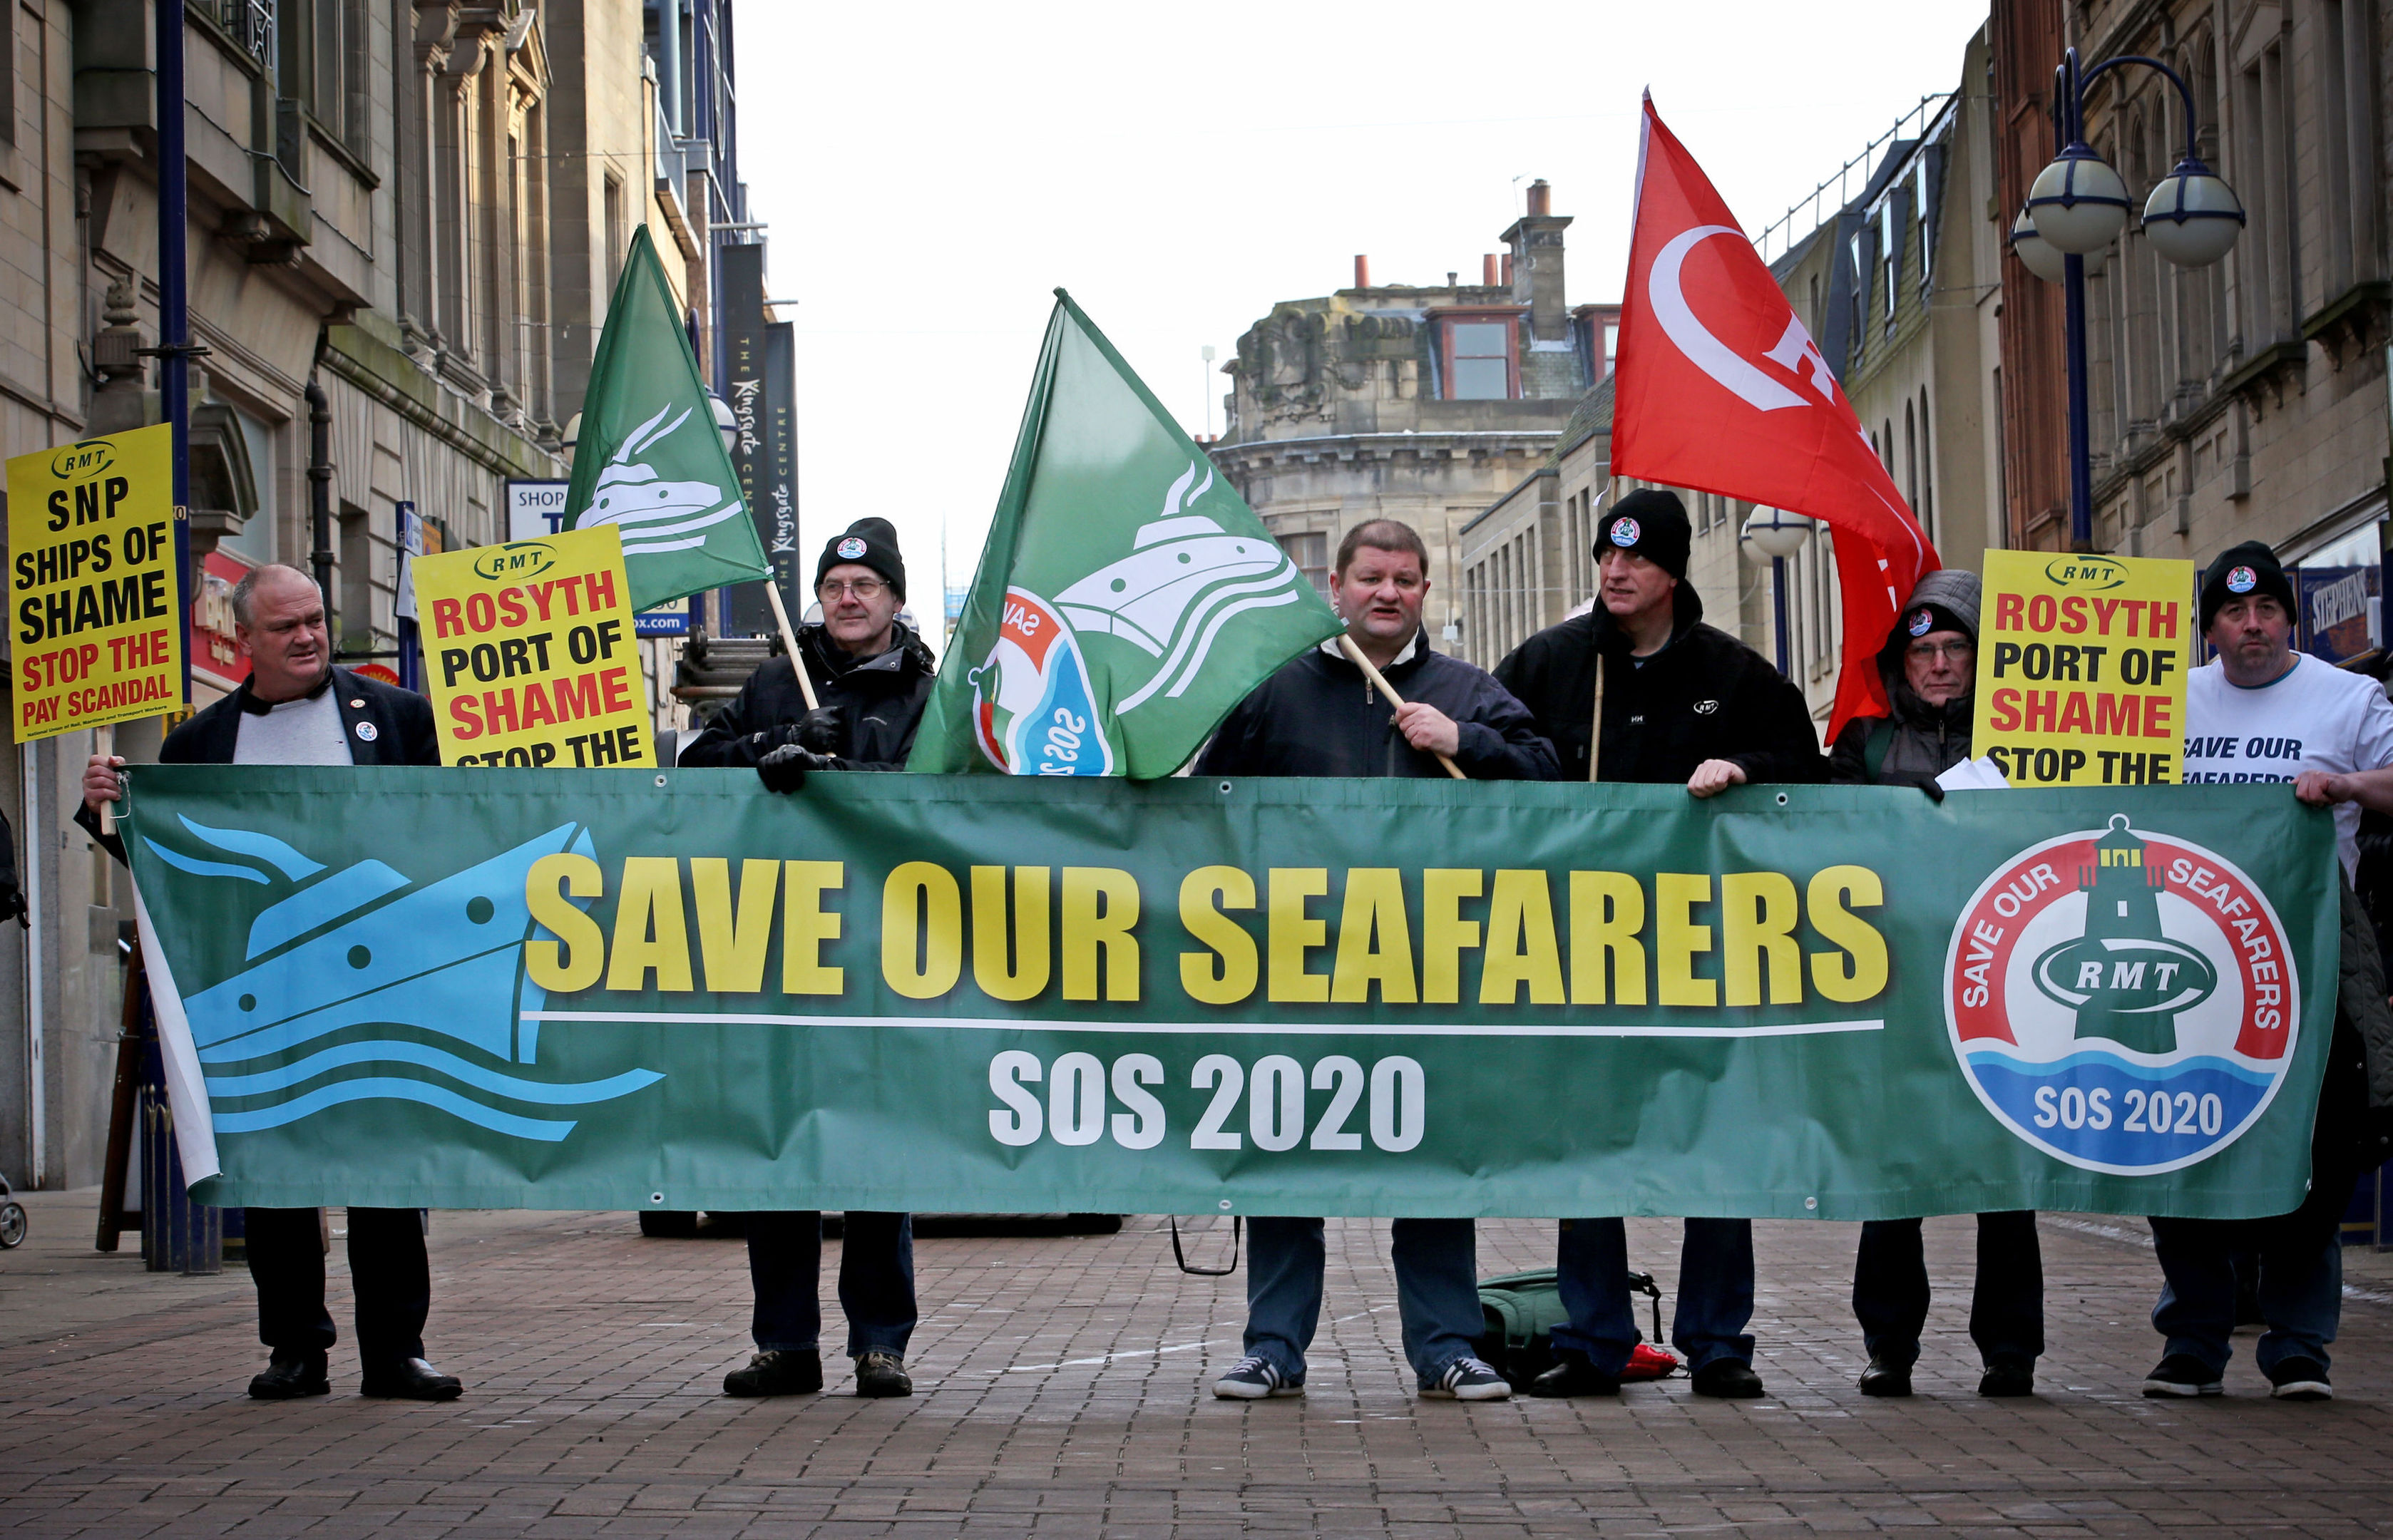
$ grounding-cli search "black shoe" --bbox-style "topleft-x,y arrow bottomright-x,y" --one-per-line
854,1350 -> 913,1397
724,1349 -> 823,1397
2141,1353 -> 2223,1397
1979,1358 -> 2036,1397
359,1357 -> 463,1401
1857,1357 -> 1912,1397
2267,1356 -> 2332,1401
1527,1349 -> 1621,1397
247,1350 -> 329,1400
1691,1359 -> 1766,1398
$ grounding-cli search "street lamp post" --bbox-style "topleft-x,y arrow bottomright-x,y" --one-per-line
2012,48 -> 2245,550
1741,507 -> 1818,677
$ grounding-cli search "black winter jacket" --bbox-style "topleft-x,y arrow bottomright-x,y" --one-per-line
1492,585 -> 1824,786
79,665 -> 439,863
1196,632 -> 1559,781
1828,687 -> 1972,789
680,620 -> 936,771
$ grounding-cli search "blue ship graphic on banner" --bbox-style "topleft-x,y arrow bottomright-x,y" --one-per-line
146,816 -> 660,1141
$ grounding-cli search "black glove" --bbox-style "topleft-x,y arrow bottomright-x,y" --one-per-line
757,743 -> 837,794
1917,779 -> 1944,804
796,707 -> 844,756
0,884 -> 24,930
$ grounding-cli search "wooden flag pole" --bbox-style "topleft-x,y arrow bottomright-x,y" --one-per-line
1338,634 -> 1465,780
1586,655 -> 1604,782
763,581 -> 822,712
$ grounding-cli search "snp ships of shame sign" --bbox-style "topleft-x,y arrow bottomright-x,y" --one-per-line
1973,550 -> 2193,787
7,424 -> 183,742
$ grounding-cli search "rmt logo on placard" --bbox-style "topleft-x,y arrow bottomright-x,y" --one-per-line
48,441 -> 115,481
473,543 -> 560,582
1944,815 -> 2298,1175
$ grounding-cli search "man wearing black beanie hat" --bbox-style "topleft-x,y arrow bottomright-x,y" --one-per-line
2142,535 -> 2393,1403
682,515 -> 938,1402
1493,486 -> 1825,1402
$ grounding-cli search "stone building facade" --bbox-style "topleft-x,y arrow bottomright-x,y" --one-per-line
1208,181 -> 1616,639
1996,0 -> 2393,674
0,0 -> 757,1191
1459,33 -> 2009,729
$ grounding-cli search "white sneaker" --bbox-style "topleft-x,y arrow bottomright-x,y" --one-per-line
1422,1356 -> 1512,1400
1213,1354 -> 1303,1399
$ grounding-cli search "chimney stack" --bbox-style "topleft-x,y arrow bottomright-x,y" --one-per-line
1501,179 -> 1572,341
1482,254 -> 1500,286
1353,255 -> 1371,289
1500,254 -> 1514,287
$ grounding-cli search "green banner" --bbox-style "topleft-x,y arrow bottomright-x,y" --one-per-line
120,769 -> 2337,1221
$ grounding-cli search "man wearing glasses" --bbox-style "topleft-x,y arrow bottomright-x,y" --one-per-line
1826,569 -> 2044,1401
682,517 -> 934,1399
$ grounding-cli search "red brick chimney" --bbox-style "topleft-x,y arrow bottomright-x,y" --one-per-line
1525,178 -> 1551,217
1482,254 -> 1500,286
1353,255 -> 1371,289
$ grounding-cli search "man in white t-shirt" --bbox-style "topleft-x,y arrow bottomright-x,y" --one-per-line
2146,541 -> 2393,1402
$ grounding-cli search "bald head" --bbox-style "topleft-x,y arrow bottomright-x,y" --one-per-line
232,563 -> 330,703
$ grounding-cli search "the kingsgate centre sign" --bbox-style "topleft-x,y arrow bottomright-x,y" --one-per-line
122,770 -> 2337,1221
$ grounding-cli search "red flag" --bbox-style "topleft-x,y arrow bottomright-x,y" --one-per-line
1612,95 -> 1939,738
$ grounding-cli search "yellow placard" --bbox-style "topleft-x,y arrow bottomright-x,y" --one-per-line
1973,549 -> 2193,786
413,524 -> 657,769
8,424 -> 184,743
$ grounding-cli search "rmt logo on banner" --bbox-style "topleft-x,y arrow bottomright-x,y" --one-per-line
1945,815 -> 2297,1175
1974,551 -> 2194,786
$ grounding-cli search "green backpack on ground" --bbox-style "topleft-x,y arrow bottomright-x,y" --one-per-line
1473,1268 -> 1671,1389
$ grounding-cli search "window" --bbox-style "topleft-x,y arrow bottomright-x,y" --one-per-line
1603,324 -> 1619,378
2237,39 -> 2302,342
1880,195 -> 1903,325
2319,0 -> 2382,294
1916,386 -> 1935,540
604,174 -> 626,287
281,0 -> 371,155
1445,321 -> 1514,400
1279,532 -> 1331,600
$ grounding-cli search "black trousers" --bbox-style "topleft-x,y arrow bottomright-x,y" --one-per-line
245,1206 -> 430,1365
1852,1211 -> 2044,1369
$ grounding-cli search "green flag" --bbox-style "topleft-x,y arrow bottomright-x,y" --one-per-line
564,226 -> 771,612
910,292 -> 1343,778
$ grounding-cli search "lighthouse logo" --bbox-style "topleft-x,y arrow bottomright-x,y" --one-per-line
1944,815 -> 2300,1175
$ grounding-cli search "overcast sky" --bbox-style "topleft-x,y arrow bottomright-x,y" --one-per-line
737,1 -> 1992,635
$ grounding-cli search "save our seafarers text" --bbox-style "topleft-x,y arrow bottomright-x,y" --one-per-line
1972,549 -> 2194,787
411,523 -> 658,769
6,423 -> 184,744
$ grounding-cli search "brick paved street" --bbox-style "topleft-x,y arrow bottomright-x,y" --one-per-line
4,1194 -> 2393,1536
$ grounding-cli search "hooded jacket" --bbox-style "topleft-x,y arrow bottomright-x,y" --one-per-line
1492,582 -> 1824,786
680,620 -> 937,771
1828,567 -> 1981,789
1196,631 -> 1559,781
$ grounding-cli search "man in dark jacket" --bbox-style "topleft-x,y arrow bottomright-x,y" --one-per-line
1828,570 -> 2044,1400
1494,488 -> 1825,1400
681,517 -> 936,779
79,564 -> 457,1404
1197,519 -> 1557,1402
681,518 -> 925,1400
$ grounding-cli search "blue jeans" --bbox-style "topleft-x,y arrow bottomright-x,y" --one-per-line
1552,1216 -> 1753,1374
2149,1179 -> 2352,1377
745,1211 -> 916,1357
1241,1217 -> 1483,1387
1853,1212 -> 2043,1370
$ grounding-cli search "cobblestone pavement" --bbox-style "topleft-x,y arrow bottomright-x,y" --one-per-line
4,1192 -> 2393,1536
